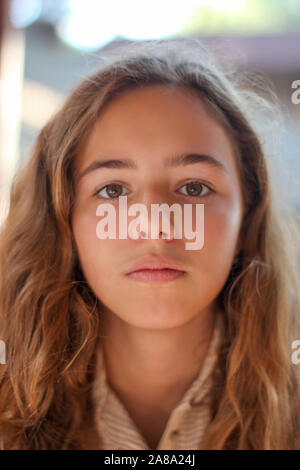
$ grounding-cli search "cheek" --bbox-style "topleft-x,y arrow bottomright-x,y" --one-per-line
181,198 -> 242,306
72,209 -> 124,295
72,210 -> 110,276
72,211 -> 96,255
202,198 -> 242,264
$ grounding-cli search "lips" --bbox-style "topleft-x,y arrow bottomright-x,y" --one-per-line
125,256 -> 186,274
124,256 -> 186,283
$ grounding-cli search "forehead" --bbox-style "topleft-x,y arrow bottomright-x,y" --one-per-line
74,84 -> 239,176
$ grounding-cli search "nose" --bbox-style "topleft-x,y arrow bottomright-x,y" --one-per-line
135,210 -> 177,241
127,187 -> 179,243
138,229 -> 174,241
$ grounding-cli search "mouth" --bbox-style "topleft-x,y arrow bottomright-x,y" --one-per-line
126,268 -> 186,283
125,256 -> 186,283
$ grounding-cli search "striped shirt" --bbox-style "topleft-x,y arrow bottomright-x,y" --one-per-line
89,309 -> 225,450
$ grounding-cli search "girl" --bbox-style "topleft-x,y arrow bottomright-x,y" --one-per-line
0,38 -> 299,450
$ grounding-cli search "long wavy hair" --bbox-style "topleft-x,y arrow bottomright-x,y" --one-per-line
0,38 -> 299,449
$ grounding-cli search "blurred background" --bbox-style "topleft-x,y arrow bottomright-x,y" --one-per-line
0,0 -> 300,224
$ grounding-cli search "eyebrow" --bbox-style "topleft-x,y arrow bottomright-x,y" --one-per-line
78,153 -> 228,181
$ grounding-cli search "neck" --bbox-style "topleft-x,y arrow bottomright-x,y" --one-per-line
100,304 -> 217,407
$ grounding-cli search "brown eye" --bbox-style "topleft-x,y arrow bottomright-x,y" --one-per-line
179,181 -> 210,197
96,183 -> 129,199
106,184 -> 122,198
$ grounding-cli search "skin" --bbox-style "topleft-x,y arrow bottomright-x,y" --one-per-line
71,84 -> 244,448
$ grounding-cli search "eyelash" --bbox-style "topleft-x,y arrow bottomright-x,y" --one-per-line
93,180 -> 215,200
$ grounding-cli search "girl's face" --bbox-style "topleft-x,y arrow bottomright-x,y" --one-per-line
71,84 -> 243,330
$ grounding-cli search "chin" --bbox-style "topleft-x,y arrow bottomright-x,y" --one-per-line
129,308 -> 193,328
